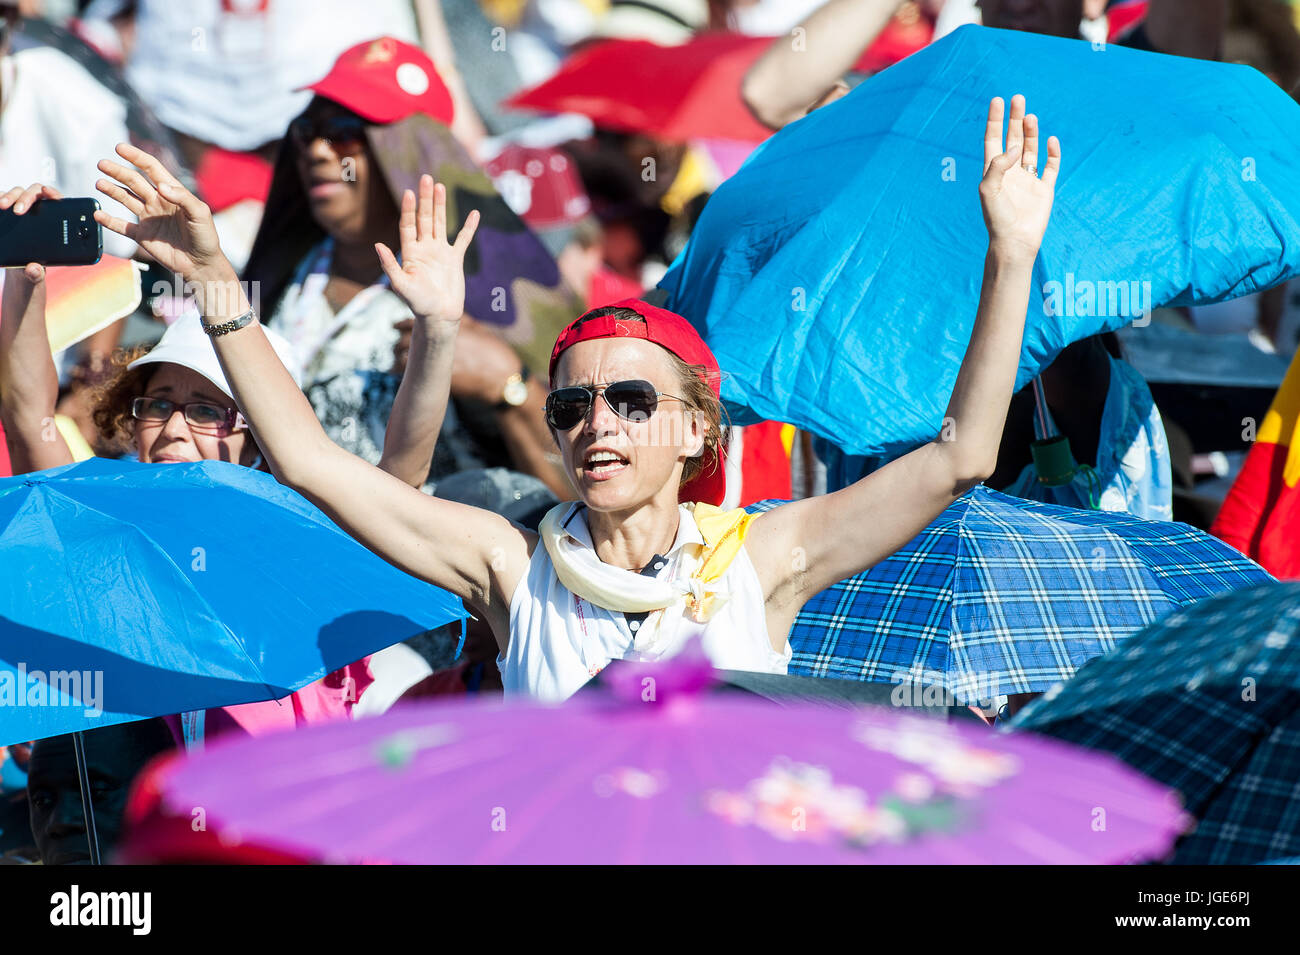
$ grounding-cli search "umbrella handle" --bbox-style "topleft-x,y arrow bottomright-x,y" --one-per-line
72,731 -> 103,865
1030,376 -> 1058,440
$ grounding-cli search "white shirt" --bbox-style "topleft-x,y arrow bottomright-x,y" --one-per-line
117,0 -> 418,151
503,503 -> 791,702
267,239 -> 407,466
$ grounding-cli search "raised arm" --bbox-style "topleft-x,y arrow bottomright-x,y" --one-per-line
383,308 -> 573,498
0,184 -> 77,474
412,0 -> 490,154
375,179 -> 463,488
93,146 -> 533,645
750,95 -> 1060,612
377,313 -> 453,488
742,0 -> 906,131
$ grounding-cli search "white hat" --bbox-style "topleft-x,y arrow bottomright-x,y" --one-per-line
592,0 -> 707,45
128,312 -> 302,399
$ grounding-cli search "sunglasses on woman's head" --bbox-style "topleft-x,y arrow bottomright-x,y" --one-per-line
544,379 -> 686,431
131,397 -> 246,437
287,113 -> 367,151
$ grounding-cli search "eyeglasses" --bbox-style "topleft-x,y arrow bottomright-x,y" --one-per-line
131,397 -> 246,436
287,113 -> 367,152
544,379 -> 686,431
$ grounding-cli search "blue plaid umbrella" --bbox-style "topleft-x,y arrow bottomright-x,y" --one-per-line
1012,581 -> 1300,864
748,486 -> 1270,705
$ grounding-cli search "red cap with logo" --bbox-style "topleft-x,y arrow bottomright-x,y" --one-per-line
483,144 -> 591,232
549,298 -> 727,506
304,36 -> 454,126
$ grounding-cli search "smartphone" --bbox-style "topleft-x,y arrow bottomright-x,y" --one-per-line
0,198 -> 103,268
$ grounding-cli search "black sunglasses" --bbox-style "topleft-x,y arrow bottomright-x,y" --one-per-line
287,113 -> 367,151
545,379 -> 686,431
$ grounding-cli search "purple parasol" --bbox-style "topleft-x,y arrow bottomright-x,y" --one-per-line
147,669 -> 1187,864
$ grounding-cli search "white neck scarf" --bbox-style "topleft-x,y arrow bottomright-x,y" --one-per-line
538,502 -> 733,654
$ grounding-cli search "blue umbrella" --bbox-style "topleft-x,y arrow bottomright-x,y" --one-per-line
660,24 -> 1300,459
747,485 -> 1271,705
0,457 -> 466,747
1012,581 -> 1300,864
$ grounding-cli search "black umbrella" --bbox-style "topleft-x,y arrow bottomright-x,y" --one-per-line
1012,580 -> 1300,864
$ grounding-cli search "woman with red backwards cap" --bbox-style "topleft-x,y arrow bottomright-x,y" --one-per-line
91,95 -> 1062,702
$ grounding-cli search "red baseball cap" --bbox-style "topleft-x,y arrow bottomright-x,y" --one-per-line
304,36 -> 454,126
484,144 -> 591,232
549,298 -> 727,506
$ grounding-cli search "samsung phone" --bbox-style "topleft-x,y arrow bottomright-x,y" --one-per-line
0,198 -> 103,268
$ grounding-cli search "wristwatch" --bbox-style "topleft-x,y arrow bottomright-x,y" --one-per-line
495,366 -> 530,410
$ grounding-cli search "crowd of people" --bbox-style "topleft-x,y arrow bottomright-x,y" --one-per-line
0,0 -> 1295,865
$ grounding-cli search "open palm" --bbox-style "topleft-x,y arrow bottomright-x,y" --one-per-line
375,176 -> 480,327
94,143 -> 227,282
979,95 -> 1062,261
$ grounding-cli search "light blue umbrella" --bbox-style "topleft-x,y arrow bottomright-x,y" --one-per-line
660,24 -> 1300,459
0,457 -> 466,747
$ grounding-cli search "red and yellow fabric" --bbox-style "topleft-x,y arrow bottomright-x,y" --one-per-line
1212,348 -> 1300,578
44,255 -> 143,354
736,420 -> 794,506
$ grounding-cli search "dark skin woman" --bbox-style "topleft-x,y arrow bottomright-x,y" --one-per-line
246,94 -> 570,497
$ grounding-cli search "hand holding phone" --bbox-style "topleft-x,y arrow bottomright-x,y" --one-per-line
0,184 -> 102,268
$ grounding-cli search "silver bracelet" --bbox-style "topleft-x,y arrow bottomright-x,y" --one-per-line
202,308 -> 257,337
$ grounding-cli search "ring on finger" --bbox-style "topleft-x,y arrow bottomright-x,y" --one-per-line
1023,162 -> 1038,176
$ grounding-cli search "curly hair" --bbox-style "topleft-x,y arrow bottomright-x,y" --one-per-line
89,345 -> 155,453
88,346 -> 267,466
557,306 -> 731,486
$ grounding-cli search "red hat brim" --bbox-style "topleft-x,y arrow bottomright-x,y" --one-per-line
551,298 -> 726,506
298,37 -> 454,127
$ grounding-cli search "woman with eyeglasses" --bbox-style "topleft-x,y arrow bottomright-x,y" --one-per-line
91,94 -> 1062,703
0,183 -> 441,744
0,185 -> 289,475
